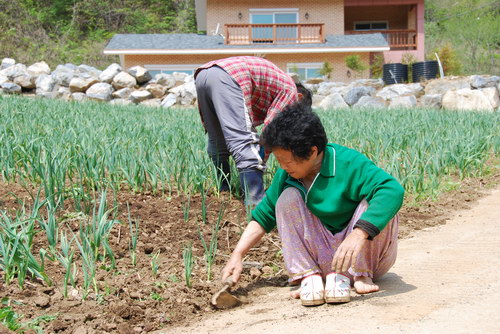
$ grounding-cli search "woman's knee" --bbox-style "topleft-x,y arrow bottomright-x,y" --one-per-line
276,188 -> 304,212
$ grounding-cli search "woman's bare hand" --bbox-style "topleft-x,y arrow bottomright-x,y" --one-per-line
221,253 -> 243,283
332,228 -> 369,273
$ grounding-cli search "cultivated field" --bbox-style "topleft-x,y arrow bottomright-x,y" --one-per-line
0,95 -> 498,333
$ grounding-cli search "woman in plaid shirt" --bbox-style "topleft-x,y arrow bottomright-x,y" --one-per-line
195,56 -> 311,205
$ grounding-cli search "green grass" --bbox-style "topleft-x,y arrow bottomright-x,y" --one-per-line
0,95 -> 498,204
0,94 -> 498,297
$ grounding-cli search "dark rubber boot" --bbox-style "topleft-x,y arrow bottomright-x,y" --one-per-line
216,160 -> 231,192
209,155 -> 231,192
239,168 -> 265,206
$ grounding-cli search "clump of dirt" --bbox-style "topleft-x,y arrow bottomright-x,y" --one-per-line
0,171 -> 498,333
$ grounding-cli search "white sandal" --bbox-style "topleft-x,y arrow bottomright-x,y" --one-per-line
325,272 -> 351,303
300,274 -> 325,306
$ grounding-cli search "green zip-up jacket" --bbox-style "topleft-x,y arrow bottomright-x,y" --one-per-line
252,143 -> 405,238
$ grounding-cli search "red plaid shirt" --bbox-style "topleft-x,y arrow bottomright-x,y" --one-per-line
195,56 -> 298,129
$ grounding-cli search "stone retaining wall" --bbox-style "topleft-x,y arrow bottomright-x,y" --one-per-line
1,58 -> 498,112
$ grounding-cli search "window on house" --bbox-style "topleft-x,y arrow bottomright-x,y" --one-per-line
287,63 -> 323,81
250,9 -> 298,43
143,65 -> 200,77
354,22 -> 388,31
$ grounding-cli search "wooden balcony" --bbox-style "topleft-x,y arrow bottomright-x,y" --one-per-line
224,23 -> 325,45
345,29 -> 417,50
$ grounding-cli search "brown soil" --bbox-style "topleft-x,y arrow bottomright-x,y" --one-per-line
0,171 -> 498,333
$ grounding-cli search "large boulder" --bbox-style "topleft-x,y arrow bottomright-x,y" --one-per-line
71,92 -> 88,102
172,72 -> 188,85
169,81 -> 197,103
0,74 -> 8,85
425,77 -> 470,95
13,73 -> 35,89
481,87 -> 500,109
128,66 -> 151,84
77,64 -> 101,78
153,73 -> 176,89
376,83 -> 423,100
0,64 -> 34,89
350,78 -> 385,90
86,83 -> 114,101
161,93 -> 177,108
64,63 -> 78,71
112,87 -> 133,100
27,61 -> 51,79
52,65 -> 75,87
319,93 -> 349,109
112,71 -> 137,89
353,96 -> 386,108
0,63 -> 24,79
389,95 -> 417,108
469,75 -> 499,89
316,82 -> 347,96
312,94 -> 326,107
442,88 -> 494,111
140,99 -> 162,108
145,83 -> 168,98
69,77 -> 98,93
289,72 -> 300,84
1,58 -> 15,70
35,74 -> 57,96
1,82 -> 22,94
55,87 -> 71,101
128,90 -> 153,104
420,94 -> 442,109
99,63 -> 122,83
110,99 -> 132,106
344,86 -> 373,106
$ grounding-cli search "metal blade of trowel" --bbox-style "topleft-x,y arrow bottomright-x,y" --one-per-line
211,276 -> 241,309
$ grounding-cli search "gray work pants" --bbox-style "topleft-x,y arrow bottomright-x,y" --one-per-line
195,66 -> 265,171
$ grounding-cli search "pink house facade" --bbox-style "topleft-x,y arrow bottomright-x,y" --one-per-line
105,0 -> 426,82
345,0 -> 425,62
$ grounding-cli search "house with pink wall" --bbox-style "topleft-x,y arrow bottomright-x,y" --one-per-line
104,0 -> 425,82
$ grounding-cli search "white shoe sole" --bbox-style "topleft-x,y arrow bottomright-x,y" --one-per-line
325,295 -> 350,303
301,298 -> 325,306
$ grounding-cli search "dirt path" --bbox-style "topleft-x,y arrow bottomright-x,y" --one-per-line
163,187 -> 500,334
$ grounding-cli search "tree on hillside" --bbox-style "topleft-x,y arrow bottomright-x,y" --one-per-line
425,0 -> 500,75
0,0 -> 197,68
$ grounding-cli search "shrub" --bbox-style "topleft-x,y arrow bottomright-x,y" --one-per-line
318,61 -> 333,80
345,55 -> 368,78
428,43 -> 462,76
402,52 -> 418,83
370,54 -> 384,79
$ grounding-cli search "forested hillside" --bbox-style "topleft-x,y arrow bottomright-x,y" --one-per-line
0,0 -> 196,68
425,0 -> 499,75
0,0 -> 498,74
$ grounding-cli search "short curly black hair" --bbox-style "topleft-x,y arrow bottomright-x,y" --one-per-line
262,103 -> 328,160
295,82 -> 312,109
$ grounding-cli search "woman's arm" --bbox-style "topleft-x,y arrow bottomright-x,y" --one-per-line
221,220 -> 266,283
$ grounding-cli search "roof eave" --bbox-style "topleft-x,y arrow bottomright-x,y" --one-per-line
103,46 -> 390,55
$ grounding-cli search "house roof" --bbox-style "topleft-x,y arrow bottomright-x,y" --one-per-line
103,33 -> 390,55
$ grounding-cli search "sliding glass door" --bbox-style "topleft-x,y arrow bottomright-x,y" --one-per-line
250,10 -> 298,43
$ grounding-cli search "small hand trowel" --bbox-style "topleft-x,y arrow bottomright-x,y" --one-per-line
211,276 -> 242,309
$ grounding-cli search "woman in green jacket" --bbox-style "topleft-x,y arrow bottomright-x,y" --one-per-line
221,103 -> 404,306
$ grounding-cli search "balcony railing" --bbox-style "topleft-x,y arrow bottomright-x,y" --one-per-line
224,23 -> 325,45
345,30 -> 417,50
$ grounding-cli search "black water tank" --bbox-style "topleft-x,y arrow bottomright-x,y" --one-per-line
412,61 -> 439,82
383,63 -> 408,85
